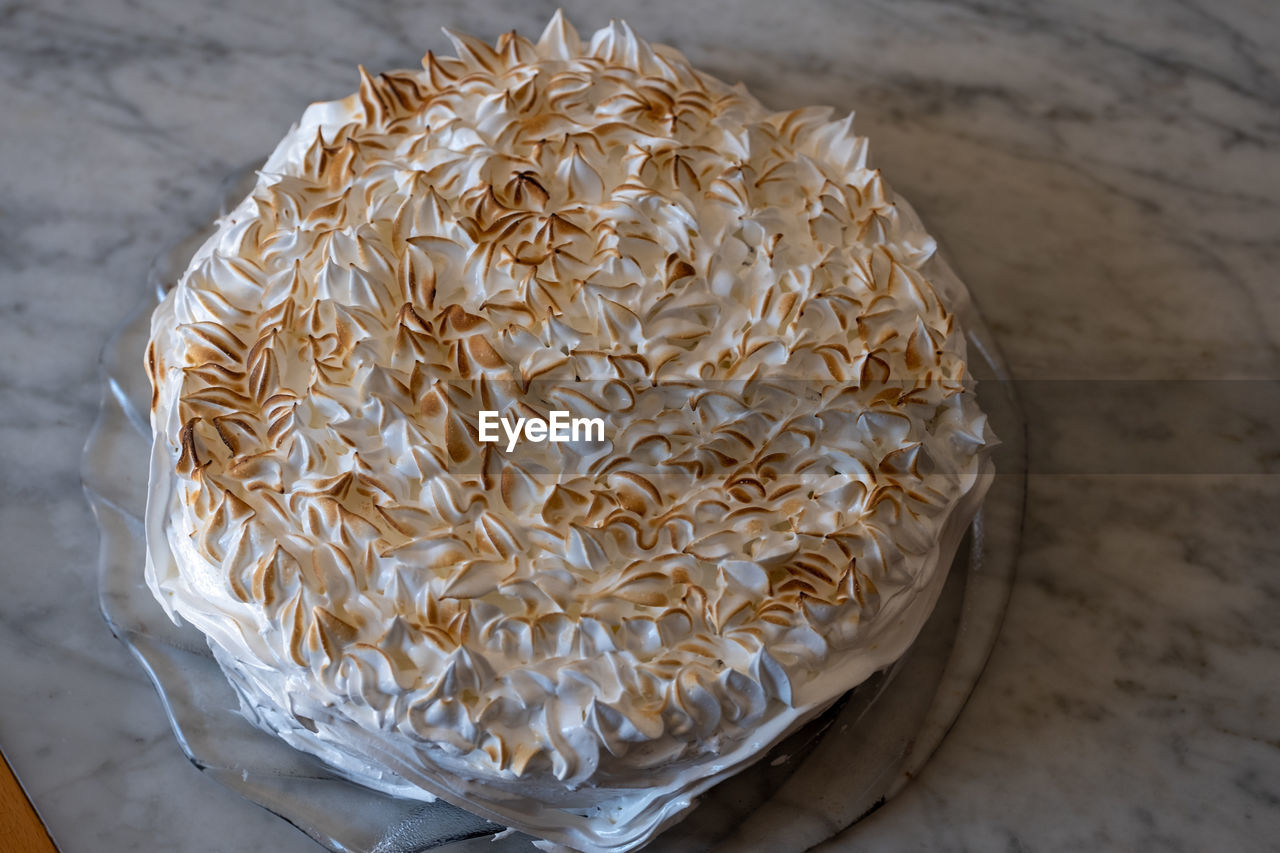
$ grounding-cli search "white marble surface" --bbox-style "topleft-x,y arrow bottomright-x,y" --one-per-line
1,0 -> 1277,851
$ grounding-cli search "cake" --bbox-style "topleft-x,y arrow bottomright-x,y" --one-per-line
143,13 -> 995,852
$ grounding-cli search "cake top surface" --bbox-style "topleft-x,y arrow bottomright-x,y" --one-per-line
145,12 -> 991,851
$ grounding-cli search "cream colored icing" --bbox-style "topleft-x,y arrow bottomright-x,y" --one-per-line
144,12 -> 994,852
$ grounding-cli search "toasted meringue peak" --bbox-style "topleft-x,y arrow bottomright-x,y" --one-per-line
537,9 -> 582,60
144,13 -> 993,853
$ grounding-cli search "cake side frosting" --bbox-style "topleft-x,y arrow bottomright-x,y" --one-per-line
144,13 -> 994,851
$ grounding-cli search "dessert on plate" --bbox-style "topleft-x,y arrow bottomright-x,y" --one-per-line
143,12 -> 994,852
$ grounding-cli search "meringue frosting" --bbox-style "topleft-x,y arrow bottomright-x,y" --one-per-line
143,12 -> 995,852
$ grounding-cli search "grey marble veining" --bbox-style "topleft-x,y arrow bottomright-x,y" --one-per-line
1,0 -> 1277,851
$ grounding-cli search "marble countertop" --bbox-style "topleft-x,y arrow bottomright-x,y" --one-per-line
2,0 -> 1277,850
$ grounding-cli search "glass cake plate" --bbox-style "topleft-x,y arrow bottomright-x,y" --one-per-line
83,164 -> 1025,853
